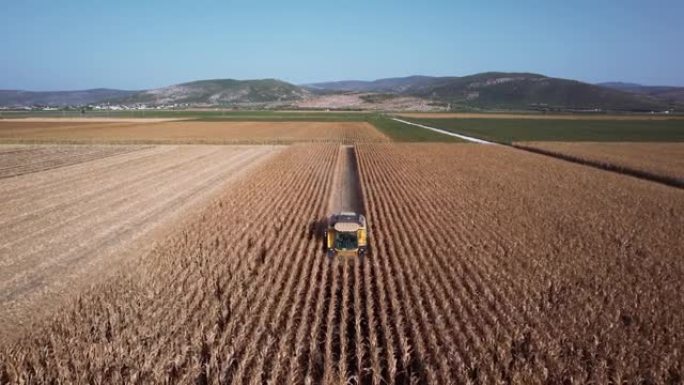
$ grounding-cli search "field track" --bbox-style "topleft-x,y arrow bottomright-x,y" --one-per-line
0,144 -> 280,339
0,121 -> 388,144
1,144 -> 682,384
391,118 -> 495,144
328,145 -> 364,214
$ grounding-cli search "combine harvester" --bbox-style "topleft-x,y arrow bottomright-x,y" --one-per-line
324,145 -> 367,258
324,211 -> 368,257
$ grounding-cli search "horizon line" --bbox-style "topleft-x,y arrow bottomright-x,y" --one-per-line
3,72 -> 683,92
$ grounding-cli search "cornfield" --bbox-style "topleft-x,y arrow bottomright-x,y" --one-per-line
1,143 -> 682,384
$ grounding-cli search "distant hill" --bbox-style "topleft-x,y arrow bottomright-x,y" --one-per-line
418,73 -> 668,111
3,74 -> 679,111
0,89 -> 137,107
598,82 -> 684,105
309,73 -> 670,111
305,76 -> 456,94
597,82 -> 647,93
117,79 -> 310,105
0,79 -> 310,107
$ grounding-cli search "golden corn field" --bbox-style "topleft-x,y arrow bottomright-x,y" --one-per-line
0,120 -> 390,144
1,143 -> 683,384
514,141 -> 684,184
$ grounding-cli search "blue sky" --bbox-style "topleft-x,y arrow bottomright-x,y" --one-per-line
1,0 -> 683,90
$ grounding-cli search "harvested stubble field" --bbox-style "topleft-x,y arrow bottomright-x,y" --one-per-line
515,142 -> 684,184
0,144 -> 279,340
1,143 -> 682,384
0,120 -> 388,144
0,144 -> 145,178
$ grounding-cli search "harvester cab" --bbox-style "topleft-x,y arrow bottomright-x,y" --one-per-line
325,212 -> 367,257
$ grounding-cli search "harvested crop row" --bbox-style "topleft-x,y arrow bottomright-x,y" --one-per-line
0,121 -> 390,144
355,143 -> 684,384
0,145 -> 279,340
0,144 -> 148,178
515,141 -> 684,185
0,145 -> 341,383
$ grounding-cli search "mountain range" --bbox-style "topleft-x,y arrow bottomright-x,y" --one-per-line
116,79 -> 309,105
598,82 -> 684,105
0,89 -> 137,107
1,73 -> 681,111
307,73 -> 680,111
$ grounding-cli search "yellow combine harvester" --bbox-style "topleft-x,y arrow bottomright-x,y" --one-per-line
325,212 -> 367,257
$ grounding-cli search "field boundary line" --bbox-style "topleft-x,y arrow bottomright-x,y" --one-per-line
390,118 -> 497,144
395,118 -> 683,189
392,118 -> 684,188
513,143 -> 684,189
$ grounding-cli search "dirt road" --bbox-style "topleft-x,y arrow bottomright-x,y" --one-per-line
0,144 -> 280,339
392,118 -> 496,144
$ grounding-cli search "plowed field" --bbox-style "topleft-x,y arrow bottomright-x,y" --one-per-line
0,120 -> 388,144
0,144 -> 279,340
1,144 -> 682,384
515,141 -> 684,183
